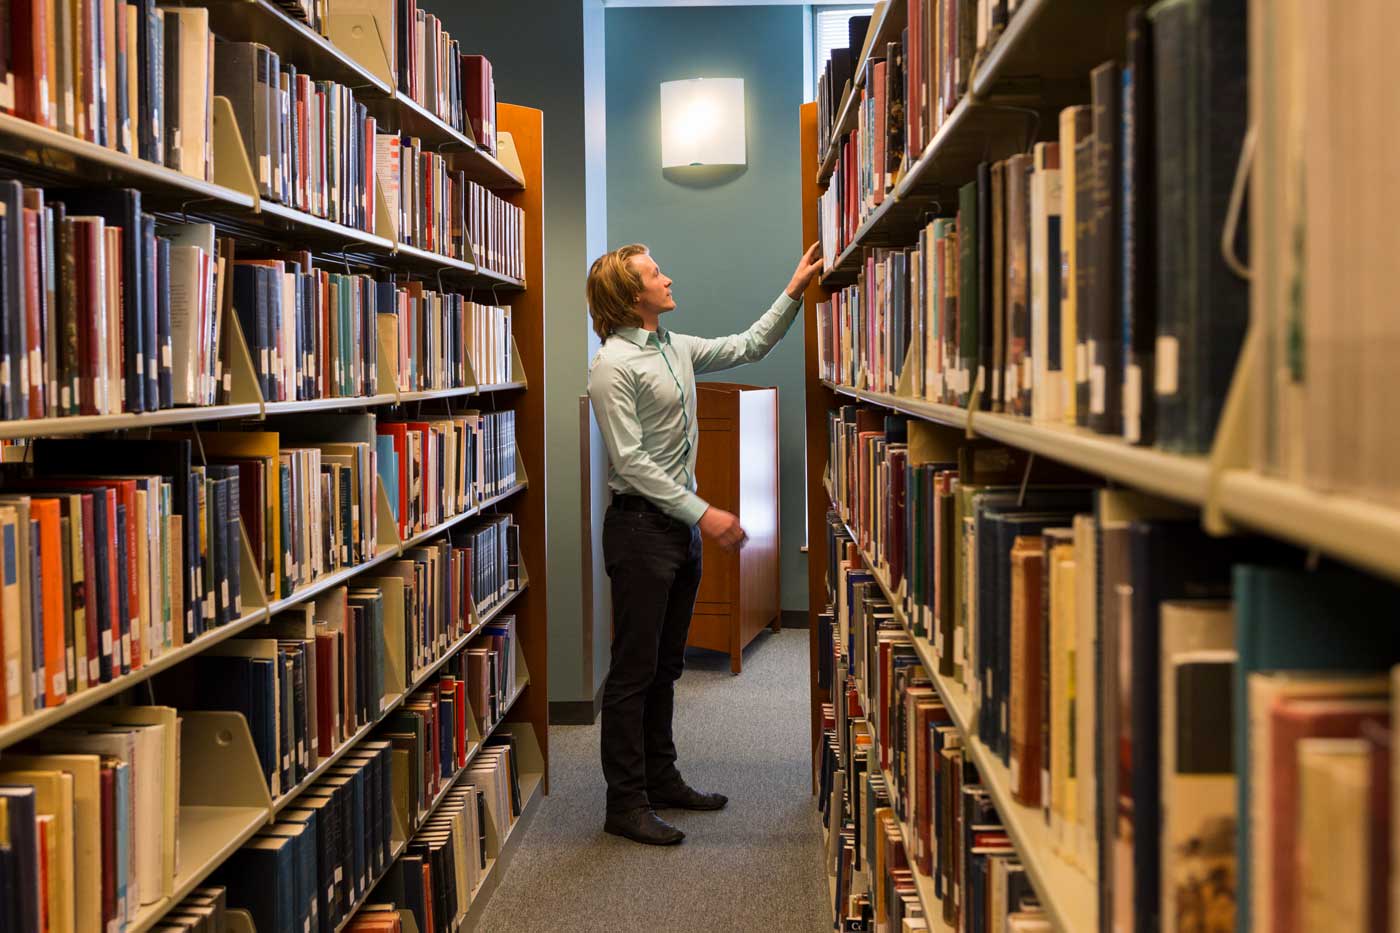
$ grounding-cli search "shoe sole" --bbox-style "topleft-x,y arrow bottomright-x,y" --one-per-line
604,825 -> 685,845
650,801 -> 727,811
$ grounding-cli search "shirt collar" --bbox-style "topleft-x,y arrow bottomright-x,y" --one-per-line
614,326 -> 671,349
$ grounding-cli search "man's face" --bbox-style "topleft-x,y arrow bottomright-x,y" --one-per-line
630,253 -> 676,316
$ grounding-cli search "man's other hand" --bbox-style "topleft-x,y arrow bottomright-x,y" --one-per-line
698,506 -> 748,552
785,242 -> 825,299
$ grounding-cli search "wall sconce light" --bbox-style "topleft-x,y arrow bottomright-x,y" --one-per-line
659,78 -> 746,168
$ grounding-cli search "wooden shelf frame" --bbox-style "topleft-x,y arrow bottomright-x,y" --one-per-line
0,61 -> 547,933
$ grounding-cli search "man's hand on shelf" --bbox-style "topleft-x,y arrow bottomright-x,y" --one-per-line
786,242 -> 825,299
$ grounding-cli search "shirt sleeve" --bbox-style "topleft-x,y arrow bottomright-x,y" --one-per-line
587,355 -> 710,526
680,291 -> 802,375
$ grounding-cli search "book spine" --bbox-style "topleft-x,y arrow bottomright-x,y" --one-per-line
1087,61 -> 1123,436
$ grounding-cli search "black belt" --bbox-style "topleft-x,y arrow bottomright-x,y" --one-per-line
611,494 -> 665,515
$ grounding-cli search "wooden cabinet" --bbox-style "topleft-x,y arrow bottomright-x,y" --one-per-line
688,382 -> 781,673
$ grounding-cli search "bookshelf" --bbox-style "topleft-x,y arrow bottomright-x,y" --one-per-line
0,11 -> 549,929
803,3 -> 1400,931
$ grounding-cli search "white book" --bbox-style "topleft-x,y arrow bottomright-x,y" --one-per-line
40,724 -> 166,911
1029,143 -> 1063,425
158,223 -> 217,403
162,8 -> 211,180
166,245 -> 207,405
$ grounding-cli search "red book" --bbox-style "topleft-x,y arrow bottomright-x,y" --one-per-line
461,55 -> 494,154
419,863 -> 435,933
99,763 -> 116,925
10,0 -> 50,126
1269,697 -> 1390,933
26,478 -> 135,675
452,678 -> 466,762
1362,721 -> 1390,933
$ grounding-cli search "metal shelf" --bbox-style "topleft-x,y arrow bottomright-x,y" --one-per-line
0,605 -> 268,752
376,96 -> 526,192
257,200 -> 396,252
200,0 -> 392,95
1217,471 -> 1400,585
0,403 -> 264,441
128,804 -> 271,933
823,381 -> 1210,507
0,113 -> 256,211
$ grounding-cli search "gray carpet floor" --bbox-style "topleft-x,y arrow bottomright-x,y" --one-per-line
473,628 -> 830,933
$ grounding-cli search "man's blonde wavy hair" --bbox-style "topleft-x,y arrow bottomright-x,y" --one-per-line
586,244 -> 649,340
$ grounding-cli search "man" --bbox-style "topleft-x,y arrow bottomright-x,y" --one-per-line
586,242 -> 824,845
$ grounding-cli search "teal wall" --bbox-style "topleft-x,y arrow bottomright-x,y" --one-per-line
605,4 -> 810,611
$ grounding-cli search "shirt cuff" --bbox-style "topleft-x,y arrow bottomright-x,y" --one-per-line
673,492 -> 710,527
778,288 -> 803,308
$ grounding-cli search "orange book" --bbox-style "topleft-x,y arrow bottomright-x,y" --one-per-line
31,498 -> 66,705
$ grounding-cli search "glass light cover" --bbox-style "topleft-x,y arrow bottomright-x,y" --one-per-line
659,78 -> 746,168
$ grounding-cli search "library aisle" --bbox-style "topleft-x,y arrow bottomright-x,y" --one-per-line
476,630 -> 829,933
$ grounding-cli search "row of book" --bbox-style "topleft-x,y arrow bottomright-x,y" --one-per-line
390,0 -> 497,153
817,1 -> 1250,456
1,1 -> 213,178
0,438 -> 254,719
155,529 -> 518,799
378,140 -> 524,280
817,1 -> 1027,173
237,263 -> 509,402
449,515 -> 521,621
0,184 -> 229,415
825,404 -> 1400,932
0,705 -> 181,933
149,886 -> 227,933
463,302 -> 512,388
0,419 -> 527,724
381,734 -> 524,933
220,738 -> 395,933
220,36 -> 381,232
216,725 -> 522,933
0,0 -> 505,181
376,410 -> 517,540
0,185 -> 521,420
0,515 -> 524,928
818,672 -> 1047,932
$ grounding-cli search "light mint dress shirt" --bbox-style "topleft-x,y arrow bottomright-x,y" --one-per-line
587,291 -> 803,526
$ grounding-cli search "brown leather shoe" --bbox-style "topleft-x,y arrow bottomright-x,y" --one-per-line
649,784 -> 728,811
603,807 -> 685,845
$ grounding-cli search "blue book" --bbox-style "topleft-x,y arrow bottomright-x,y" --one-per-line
27,518 -> 45,708
221,835 -> 296,933
113,759 -> 131,924
375,435 -> 399,524
260,821 -> 316,933
1233,564 -> 1400,933
0,785 -> 40,933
